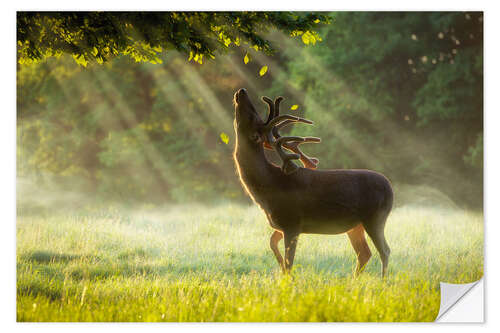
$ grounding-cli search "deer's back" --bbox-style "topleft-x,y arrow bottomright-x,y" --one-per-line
260,168 -> 394,234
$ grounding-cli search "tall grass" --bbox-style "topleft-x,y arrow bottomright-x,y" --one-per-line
16,203 -> 483,322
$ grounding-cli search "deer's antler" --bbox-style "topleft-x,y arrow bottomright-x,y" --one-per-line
260,96 -> 321,174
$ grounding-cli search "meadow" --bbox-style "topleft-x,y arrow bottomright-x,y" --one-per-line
16,203 -> 483,322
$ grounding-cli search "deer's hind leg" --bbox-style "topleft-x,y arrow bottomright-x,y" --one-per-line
363,214 -> 391,277
347,224 -> 372,277
270,230 -> 285,272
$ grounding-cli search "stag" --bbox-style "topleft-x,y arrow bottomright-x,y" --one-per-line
233,88 -> 394,277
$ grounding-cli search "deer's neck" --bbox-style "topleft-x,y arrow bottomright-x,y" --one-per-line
234,135 -> 276,200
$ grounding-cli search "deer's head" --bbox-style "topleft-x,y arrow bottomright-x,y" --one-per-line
233,88 -> 321,174
233,88 -> 265,147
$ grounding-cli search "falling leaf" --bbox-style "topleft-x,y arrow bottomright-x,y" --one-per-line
220,132 -> 229,144
290,104 -> 299,111
244,53 -> 250,64
259,65 -> 268,76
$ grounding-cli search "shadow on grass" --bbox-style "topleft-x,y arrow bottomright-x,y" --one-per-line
21,251 -> 85,264
20,250 -> 382,282
17,249 -> 423,302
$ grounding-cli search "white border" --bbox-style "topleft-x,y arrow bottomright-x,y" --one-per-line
11,1 -> 490,11
3,1 -> 499,331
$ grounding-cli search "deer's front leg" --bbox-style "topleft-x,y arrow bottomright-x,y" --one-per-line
270,230 -> 285,273
347,224 -> 372,277
283,231 -> 299,273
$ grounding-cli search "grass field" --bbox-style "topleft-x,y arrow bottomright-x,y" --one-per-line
16,203 -> 483,322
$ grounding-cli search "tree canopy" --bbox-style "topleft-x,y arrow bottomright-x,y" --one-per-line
17,12 -> 329,66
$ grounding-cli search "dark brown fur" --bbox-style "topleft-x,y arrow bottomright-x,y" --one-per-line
233,88 -> 393,276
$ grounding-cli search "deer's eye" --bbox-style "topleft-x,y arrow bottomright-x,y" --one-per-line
250,133 -> 261,143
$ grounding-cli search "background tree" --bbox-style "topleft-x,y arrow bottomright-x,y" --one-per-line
276,12 -> 483,207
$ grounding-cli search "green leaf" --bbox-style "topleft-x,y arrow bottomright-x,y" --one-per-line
72,54 -> 88,67
301,31 -> 315,45
300,31 -> 322,46
301,32 -> 310,45
220,132 -> 229,144
259,65 -> 268,76
193,53 -> 203,64
244,53 -> 250,64
17,12 -> 328,65
290,104 -> 299,111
